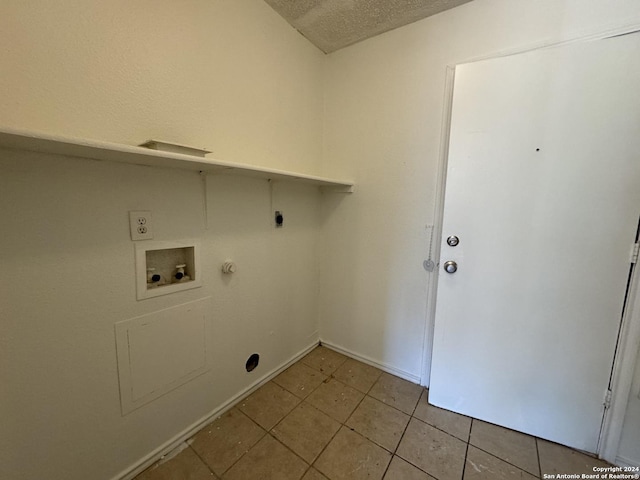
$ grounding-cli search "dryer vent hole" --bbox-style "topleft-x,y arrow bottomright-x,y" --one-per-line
275,211 -> 284,228
246,353 -> 260,372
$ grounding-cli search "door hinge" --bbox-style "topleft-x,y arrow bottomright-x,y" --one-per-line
631,243 -> 640,264
604,389 -> 612,409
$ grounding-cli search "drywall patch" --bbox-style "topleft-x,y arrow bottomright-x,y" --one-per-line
115,297 -> 212,414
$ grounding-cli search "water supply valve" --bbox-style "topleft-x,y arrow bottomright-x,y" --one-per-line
174,264 -> 190,282
222,261 -> 236,274
146,267 -> 161,284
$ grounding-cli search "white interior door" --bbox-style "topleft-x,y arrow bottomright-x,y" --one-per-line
429,33 -> 640,453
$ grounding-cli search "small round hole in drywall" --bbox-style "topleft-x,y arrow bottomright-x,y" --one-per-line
246,353 -> 260,372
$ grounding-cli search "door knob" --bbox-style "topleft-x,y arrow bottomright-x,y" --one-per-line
444,261 -> 458,274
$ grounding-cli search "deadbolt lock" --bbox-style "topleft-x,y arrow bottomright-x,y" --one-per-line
447,235 -> 460,247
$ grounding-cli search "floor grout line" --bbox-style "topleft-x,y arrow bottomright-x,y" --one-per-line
215,408 -> 269,477
309,357 -> 385,478
536,437 -> 543,479
137,348 -> 602,480
272,357 -> 435,479
187,444 -> 219,479
268,432 -> 316,472
274,348 -> 358,479
460,418 -> 473,480
465,441 -> 542,478
409,415 -> 468,444
380,390 -> 419,479
409,387 -> 424,417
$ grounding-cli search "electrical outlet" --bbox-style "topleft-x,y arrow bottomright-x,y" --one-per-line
129,211 -> 154,240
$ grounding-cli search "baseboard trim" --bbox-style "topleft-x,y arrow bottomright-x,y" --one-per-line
111,339 -> 320,480
615,455 -> 640,469
319,339 -> 421,384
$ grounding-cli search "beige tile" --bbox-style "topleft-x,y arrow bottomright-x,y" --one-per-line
413,390 -> 471,442
369,373 -> 422,415
301,346 -> 348,375
465,446 -> 539,480
314,427 -> 392,480
470,420 -> 539,476
383,456 -> 436,480
238,381 -> 301,430
538,438 -> 611,477
223,434 -> 308,480
302,468 -> 329,480
271,402 -> 341,463
346,396 -> 410,452
306,378 -> 364,423
273,362 -> 327,399
397,418 -> 466,480
332,358 -> 383,393
190,409 -> 265,476
136,447 -> 216,480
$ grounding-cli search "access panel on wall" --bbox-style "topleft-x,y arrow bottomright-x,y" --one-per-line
429,33 -> 640,453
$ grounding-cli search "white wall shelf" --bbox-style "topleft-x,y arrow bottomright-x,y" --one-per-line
0,127 -> 354,192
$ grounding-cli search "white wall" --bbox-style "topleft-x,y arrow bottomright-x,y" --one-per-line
3,0 -> 640,476
0,1 -> 324,479
319,0 -> 640,452
0,0 -> 324,174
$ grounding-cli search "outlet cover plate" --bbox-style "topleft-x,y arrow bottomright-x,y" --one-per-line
129,211 -> 154,241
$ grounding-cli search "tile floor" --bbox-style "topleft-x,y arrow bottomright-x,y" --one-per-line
135,346 -> 611,480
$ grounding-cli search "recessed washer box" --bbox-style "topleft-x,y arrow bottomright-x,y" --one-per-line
135,240 -> 201,300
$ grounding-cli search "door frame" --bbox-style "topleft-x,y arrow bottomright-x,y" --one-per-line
420,24 -> 640,463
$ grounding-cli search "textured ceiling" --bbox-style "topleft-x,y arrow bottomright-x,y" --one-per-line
264,0 -> 474,53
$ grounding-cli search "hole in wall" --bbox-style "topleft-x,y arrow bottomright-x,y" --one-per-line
275,211 -> 284,228
246,353 -> 260,372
